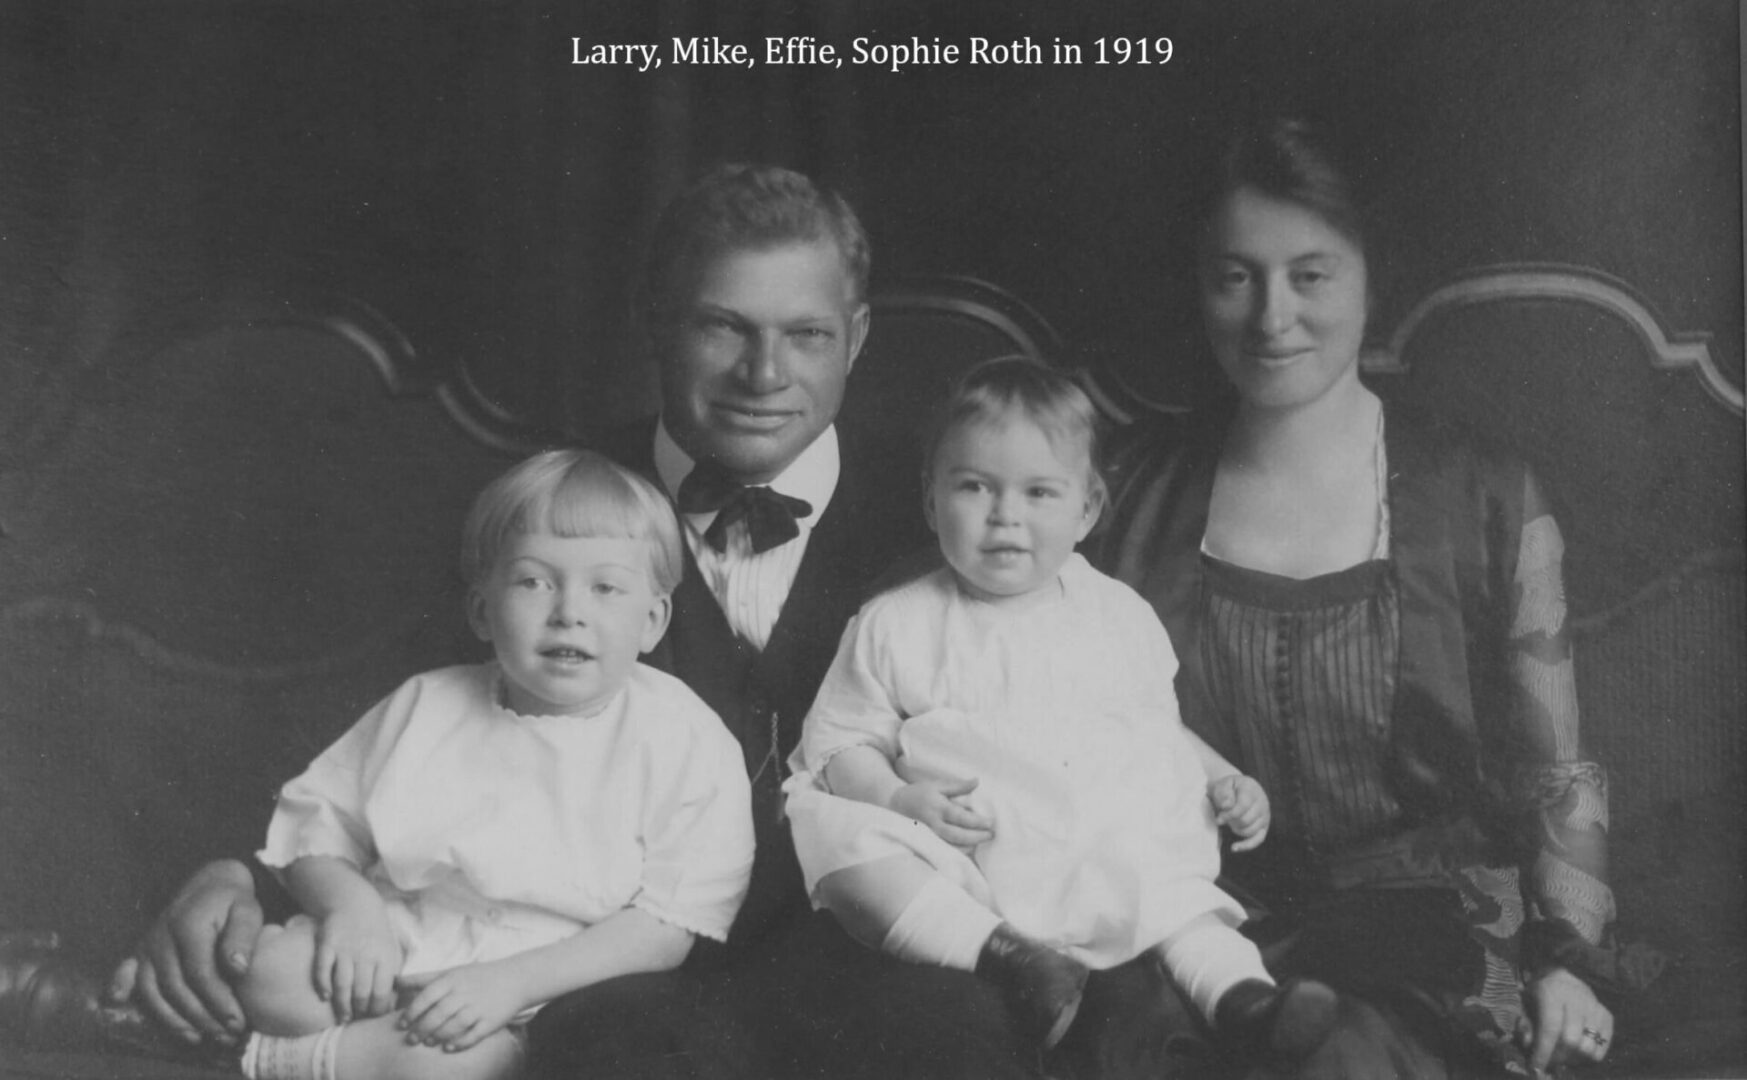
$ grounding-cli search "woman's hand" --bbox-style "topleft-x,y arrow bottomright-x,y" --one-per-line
397,961 -> 527,1052
889,777 -> 995,850
1208,774 -> 1270,851
314,906 -> 403,1023
1518,966 -> 1612,1071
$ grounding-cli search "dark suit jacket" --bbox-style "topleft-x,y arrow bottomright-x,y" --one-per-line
598,418 -> 934,952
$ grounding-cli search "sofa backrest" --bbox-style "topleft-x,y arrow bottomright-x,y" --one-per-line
1,268 -> 1740,1075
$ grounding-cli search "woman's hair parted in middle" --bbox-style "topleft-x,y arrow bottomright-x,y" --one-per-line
1200,116 -> 1369,262
460,449 -> 684,594
922,355 -> 1109,509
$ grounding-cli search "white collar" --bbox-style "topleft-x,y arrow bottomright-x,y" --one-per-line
652,420 -> 840,527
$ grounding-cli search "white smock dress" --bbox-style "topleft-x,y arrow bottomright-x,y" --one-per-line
784,555 -> 1241,969
260,662 -> 754,1008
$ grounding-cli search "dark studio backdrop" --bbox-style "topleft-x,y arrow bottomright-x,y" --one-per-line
0,0 -> 1742,1071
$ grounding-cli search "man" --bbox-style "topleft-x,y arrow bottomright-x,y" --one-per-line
103,165 -> 1043,1079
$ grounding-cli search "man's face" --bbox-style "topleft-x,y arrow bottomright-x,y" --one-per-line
656,240 -> 869,485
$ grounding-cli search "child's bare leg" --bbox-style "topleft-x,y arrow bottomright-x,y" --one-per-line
241,1014 -> 523,1080
334,1016 -> 524,1080
235,916 -> 336,1036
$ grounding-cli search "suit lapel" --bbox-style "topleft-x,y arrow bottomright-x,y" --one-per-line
756,454 -> 921,757
607,417 -> 926,760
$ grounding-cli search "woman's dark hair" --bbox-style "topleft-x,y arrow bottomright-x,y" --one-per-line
1201,117 -> 1368,260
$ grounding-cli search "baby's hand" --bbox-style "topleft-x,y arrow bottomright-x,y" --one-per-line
396,961 -> 525,1053
889,777 -> 995,850
1208,774 -> 1270,852
314,907 -> 403,1022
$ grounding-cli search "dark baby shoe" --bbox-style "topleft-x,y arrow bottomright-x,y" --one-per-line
976,923 -> 1090,1051
1213,976 -> 1341,1066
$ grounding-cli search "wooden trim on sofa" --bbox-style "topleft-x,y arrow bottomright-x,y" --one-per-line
1359,263 -> 1742,416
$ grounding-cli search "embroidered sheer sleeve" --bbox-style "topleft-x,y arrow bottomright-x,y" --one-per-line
1509,474 -> 1614,951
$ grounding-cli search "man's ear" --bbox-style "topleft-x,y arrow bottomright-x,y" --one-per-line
1075,486 -> 1107,543
466,588 -> 492,643
640,593 -> 674,653
845,302 -> 871,373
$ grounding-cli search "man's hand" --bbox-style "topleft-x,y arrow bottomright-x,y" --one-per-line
889,777 -> 995,850
1208,774 -> 1270,852
313,906 -> 403,1023
106,859 -> 263,1046
1518,966 -> 1613,1072
397,962 -> 527,1052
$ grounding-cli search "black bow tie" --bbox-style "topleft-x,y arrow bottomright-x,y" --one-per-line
676,463 -> 814,554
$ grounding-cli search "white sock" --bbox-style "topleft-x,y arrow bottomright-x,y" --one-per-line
314,1025 -> 344,1080
880,875 -> 1002,971
1157,912 -> 1272,1022
240,1027 -> 338,1080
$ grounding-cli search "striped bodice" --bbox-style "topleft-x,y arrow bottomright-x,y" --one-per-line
1198,554 -> 1403,861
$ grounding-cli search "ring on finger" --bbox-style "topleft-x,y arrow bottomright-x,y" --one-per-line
1582,1027 -> 1609,1047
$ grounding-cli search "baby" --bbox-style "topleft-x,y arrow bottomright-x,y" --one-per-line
783,357 -> 1335,1065
234,449 -> 754,1080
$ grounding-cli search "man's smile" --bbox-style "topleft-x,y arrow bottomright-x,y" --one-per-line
711,402 -> 797,430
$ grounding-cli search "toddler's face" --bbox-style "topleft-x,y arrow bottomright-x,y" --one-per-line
468,533 -> 671,717
927,416 -> 1101,607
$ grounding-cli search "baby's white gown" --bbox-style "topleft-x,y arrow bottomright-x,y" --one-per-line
784,554 -> 1240,969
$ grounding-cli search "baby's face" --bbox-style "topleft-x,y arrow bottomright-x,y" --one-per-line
927,417 -> 1101,607
468,533 -> 671,717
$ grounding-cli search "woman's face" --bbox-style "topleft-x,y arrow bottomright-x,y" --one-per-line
1200,185 -> 1369,411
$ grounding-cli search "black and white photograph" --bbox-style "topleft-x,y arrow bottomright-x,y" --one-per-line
1,2 -> 1741,1078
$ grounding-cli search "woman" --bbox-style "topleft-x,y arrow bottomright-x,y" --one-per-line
1099,119 -> 1638,1078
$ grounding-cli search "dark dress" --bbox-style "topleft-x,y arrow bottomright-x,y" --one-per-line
1199,553 -> 1535,1076
1098,403 -> 1630,1079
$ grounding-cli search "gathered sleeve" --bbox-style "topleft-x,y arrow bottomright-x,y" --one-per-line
1506,474 -> 1615,955
631,715 -> 755,943
794,611 -> 907,779
257,688 -> 409,873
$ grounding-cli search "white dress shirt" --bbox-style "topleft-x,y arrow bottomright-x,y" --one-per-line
653,421 -> 840,651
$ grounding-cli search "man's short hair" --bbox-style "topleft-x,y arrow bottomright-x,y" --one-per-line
638,163 -> 871,323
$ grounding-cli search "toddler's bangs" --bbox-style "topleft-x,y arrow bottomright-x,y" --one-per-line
531,471 -> 648,545
463,450 -> 684,594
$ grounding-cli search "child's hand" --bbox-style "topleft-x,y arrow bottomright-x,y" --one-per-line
396,961 -> 526,1053
889,777 -> 995,850
1209,774 -> 1270,852
314,908 -> 403,1022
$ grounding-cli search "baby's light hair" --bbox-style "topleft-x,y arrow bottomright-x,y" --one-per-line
923,356 -> 1108,509
460,449 -> 683,594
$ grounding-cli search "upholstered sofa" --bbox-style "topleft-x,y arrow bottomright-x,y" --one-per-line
1,269 -> 1741,1078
